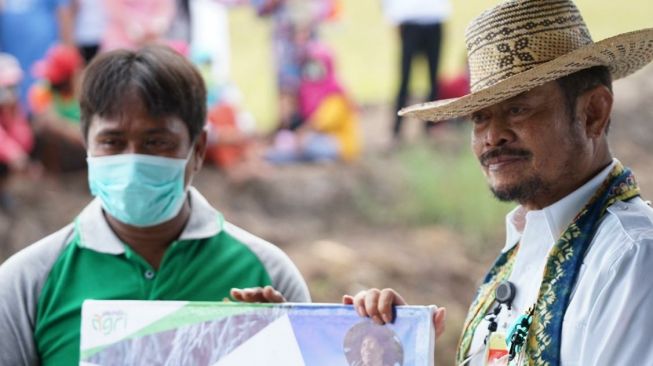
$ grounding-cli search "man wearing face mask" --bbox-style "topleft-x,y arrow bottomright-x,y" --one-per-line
0,45 -> 310,366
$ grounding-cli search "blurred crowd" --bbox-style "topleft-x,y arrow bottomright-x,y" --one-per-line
0,0 -> 362,209
0,0 -> 470,212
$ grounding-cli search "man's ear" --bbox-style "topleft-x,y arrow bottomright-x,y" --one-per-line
192,129 -> 208,173
577,85 -> 613,138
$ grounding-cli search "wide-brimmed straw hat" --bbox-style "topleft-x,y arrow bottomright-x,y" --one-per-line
399,0 -> 653,121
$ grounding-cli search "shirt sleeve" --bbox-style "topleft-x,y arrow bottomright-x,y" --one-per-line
0,225 -> 73,365
267,248 -> 311,303
223,222 -> 311,303
577,237 -> 653,365
0,254 -> 40,365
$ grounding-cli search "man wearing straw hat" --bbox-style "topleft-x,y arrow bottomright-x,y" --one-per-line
345,0 -> 653,364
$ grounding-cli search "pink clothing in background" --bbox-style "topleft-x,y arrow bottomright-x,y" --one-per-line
298,42 -> 345,120
102,0 -> 176,51
0,107 -> 33,164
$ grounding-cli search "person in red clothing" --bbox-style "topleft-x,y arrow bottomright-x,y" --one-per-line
0,54 -> 34,211
28,44 -> 86,174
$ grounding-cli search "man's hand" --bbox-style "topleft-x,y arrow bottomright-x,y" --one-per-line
342,288 -> 446,338
230,285 -> 286,303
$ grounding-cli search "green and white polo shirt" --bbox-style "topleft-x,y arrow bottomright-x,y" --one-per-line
0,188 -> 310,365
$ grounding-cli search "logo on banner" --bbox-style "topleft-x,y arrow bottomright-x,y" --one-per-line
92,311 -> 128,336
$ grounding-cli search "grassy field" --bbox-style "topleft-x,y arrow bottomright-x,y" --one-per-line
228,0 -> 653,128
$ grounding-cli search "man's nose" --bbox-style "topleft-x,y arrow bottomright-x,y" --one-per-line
123,142 -> 143,155
484,118 -> 515,147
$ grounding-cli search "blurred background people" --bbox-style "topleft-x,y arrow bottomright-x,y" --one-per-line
382,0 -> 451,143
0,0 -> 74,108
72,0 -> 107,63
28,44 -> 86,174
266,42 -> 360,164
101,0 -> 176,51
191,0 -> 234,89
167,0 -> 192,46
0,54 -> 34,212
195,50 -> 266,183
252,0 -> 340,130
187,0 -> 267,183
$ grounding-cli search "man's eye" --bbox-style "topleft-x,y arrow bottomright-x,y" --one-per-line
145,139 -> 159,146
145,139 -> 172,149
470,113 -> 489,123
508,106 -> 527,115
100,138 -> 121,147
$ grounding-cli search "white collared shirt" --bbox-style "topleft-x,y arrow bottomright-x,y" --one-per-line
468,159 -> 653,365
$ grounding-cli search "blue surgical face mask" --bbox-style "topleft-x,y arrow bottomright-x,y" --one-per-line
87,152 -> 192,227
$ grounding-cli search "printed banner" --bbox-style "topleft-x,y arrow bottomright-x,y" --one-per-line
80,300 -> 436,366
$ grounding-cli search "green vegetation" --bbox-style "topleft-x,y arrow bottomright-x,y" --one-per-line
353,137 -> 512,243
396,143 -> 512,236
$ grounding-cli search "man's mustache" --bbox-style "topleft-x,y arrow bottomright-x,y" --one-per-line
480,148 -> 532,167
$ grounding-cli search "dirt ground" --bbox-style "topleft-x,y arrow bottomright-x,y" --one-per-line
1,64 -> 652,365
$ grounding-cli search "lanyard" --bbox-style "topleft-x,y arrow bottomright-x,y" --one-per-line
458,280 -> 522,366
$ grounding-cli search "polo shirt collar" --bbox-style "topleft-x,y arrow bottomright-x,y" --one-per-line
503,159 -> 617,252
76,187 -> 223,254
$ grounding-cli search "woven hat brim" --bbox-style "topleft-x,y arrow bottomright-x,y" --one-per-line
399,28 -> 653,121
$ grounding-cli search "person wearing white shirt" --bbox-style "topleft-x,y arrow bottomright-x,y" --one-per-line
72,0 -> 107,63
381,0 -> 452,142
345,0 -> 653,364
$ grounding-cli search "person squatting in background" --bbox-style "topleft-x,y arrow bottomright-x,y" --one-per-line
266,42 -> 360,164
251,0 -> 340,131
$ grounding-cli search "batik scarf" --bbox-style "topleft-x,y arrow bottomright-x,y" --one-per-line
456,162 -> 640,365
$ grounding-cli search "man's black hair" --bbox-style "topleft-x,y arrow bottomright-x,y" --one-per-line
79,45 -> 207,142
556,65 -> 613,130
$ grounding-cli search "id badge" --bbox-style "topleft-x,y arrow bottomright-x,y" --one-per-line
484,332 -> 509,366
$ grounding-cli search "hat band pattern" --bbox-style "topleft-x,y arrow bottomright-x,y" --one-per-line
465,0 -> 594,91
470,26 -> 592,91
465,0 -> 581,45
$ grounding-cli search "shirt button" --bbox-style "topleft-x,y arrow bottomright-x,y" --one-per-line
144,270 -> 156,280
